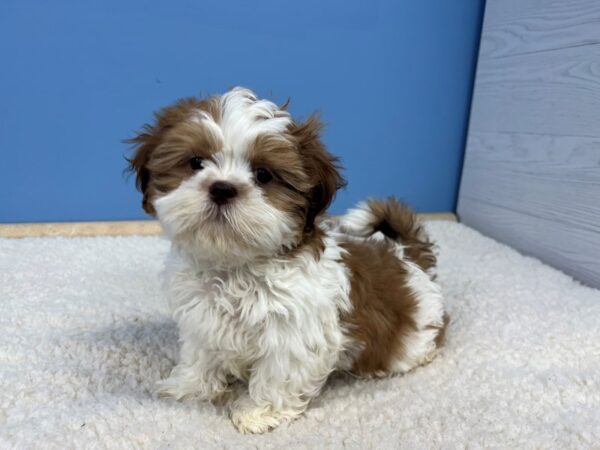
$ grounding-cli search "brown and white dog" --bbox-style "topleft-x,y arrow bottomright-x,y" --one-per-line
128,87 -> 447,433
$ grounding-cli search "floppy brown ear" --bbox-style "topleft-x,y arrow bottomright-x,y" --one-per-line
291,114 -> 346,231
126,125 -> 159,215
126,98 -> 201,215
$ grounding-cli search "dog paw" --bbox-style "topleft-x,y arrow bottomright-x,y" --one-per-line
230,405 -> 283,434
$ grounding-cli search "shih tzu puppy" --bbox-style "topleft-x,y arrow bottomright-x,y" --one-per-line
128,87 -> 447,434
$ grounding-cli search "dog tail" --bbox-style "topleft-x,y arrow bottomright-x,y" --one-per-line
340,197 -> 437,273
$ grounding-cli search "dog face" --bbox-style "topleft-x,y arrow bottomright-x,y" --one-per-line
128,88 -> 345,264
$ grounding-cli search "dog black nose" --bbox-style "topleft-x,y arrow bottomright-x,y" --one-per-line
209,181 -> 238,205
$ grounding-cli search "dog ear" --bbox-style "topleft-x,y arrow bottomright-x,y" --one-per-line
126,124 -> 159,215
291,114 -> 346,231
126,98 -> 200,215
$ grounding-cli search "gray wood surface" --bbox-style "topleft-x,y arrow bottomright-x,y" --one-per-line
458,0 -> 600,288
481,0 -> 600,58
470,45 -> 600,137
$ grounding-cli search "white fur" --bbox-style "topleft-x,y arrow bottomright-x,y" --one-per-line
157,236 -> 353,433
388,260 -> 445,373
338,201 -> 377,237
153,88 -> 297,266
331,204 -> 446,376
219,87 -> 292,157
151,88 -> 445,433
154,163 -> 296,265
158,207 -> 445,432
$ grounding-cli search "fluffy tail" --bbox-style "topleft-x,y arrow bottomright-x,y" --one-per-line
340,197 -> 437,273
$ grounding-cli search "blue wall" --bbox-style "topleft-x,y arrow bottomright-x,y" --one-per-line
0,0 -> 484,223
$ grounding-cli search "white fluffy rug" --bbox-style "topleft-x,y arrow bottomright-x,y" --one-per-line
1,221 -> 599,449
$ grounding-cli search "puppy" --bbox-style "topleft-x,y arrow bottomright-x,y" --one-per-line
128,87 -> 446,434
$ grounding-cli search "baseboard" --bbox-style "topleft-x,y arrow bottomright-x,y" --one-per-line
0,213 -> 457,238
0,221 -> 162,238
418,212 -> 457,222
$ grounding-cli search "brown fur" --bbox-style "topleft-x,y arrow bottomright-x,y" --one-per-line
247,133 -> 311,247
340,239 -> 419,375
340,200 -> 446,376
127,92 -> 345,258
248,115 -> 346,257
126,90 -> 446,379
290,115 -> 346,232
289,115 -> 345,256
126,97 -> 222,214
363,198 -> 437,273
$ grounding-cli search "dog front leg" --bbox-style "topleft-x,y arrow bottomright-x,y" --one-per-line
229,349 -> 332,434
156,345 -> 228,402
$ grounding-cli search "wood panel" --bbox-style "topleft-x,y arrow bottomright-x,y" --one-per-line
459,198 -> 600,287
459,131 -> 600,287
470,44 -> 600,137
459,0 -> 600,288
481,0 -> 600,58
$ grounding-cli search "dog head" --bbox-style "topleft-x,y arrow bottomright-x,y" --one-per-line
128,87 -> 345,265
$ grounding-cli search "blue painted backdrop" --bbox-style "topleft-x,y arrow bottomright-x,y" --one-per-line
0,0 -> 484,223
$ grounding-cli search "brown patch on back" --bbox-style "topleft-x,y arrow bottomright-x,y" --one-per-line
340,239 -> 419,375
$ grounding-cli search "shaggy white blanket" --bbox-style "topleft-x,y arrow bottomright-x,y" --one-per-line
1,221 -> 599,449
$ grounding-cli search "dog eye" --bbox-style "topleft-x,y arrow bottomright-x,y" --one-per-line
255,167 -> 273,184
189,156 -> 204,171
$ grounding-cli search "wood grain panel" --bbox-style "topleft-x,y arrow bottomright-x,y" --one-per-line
470,44 -> 600,136
458,197 -> 600,287
481,0 -> 600,58
459,0 -> 600,287
458,131 -> 600,287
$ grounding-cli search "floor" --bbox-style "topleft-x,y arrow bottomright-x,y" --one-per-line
1,221 -> 599,448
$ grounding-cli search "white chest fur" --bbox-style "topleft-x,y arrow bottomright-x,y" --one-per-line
162,235 -> 353,382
